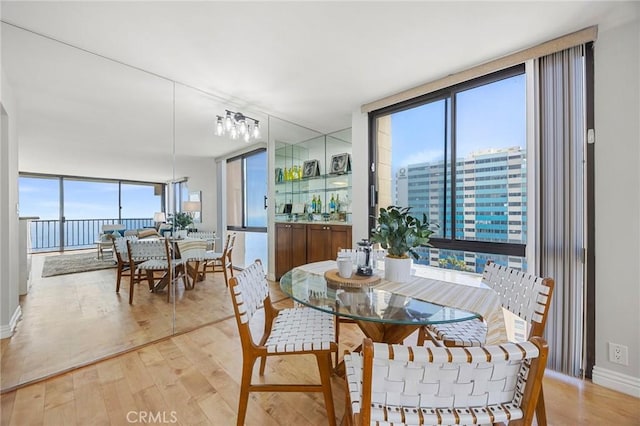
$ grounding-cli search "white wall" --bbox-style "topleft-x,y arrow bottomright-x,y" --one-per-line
592,15 -> 640,396
174,156 -> 217,233
0,69 -> 22,338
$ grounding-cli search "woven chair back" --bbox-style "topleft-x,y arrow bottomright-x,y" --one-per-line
176,239 -> 207,261
229,260 -> 268,325
127,239 -> 169,262
481,262 -> 554,337
348,337 -> 547,425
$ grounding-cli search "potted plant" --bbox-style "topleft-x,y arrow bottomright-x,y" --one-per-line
370,205 -> 435,282
169,212 -> 194,238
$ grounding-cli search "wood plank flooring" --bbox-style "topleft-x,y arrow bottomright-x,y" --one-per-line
1,253 -> 639,424
1,251 -> 235,391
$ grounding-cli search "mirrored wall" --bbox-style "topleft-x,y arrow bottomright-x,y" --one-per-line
1,20 -> 351,391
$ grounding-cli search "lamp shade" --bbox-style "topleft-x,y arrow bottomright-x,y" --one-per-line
182,201 -> 201,212
153,212 -> 166,222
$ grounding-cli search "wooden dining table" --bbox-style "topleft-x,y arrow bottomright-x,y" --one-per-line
279,260 -> 507,345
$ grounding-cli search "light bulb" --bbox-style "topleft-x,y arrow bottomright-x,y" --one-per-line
253,122 -> 260,139
230,124 -> 238,139
243,129 -> 250,142
215,117 -> 224,136
239,119 -> 247,135
224,111 -> 233,132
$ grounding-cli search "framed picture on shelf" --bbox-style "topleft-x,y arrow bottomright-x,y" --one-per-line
329,153 -> 351,175
302,159 -> 320,178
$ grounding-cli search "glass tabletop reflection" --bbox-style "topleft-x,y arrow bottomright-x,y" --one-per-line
279,267 -> 479,326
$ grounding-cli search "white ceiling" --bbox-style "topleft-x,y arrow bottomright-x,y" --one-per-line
1,1 -> 635,181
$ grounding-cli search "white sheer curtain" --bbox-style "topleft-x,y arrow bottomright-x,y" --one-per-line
536,45 -> 586,376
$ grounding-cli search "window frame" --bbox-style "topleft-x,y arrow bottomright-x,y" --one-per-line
368,64 -> 526,257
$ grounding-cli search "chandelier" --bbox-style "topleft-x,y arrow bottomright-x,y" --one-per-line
215,110 -> 261,142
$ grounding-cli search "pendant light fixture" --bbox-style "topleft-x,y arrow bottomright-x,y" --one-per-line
215,110 -> 261,142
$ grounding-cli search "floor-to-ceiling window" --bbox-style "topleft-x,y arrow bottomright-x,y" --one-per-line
370,65 -> 527,273
226,148 -> 268,269
19,174 -> 164,252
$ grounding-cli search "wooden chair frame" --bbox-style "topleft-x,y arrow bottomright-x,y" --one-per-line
228,260 -> 338,426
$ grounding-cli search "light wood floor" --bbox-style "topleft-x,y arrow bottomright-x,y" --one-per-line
1,251 -> 236,391
1,254 -> 639,425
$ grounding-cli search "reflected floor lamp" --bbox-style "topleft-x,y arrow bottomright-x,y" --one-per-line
154,212 -> 166,230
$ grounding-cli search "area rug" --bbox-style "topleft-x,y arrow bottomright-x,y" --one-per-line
42,252 -> 117,277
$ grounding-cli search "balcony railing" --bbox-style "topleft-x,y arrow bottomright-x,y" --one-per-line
30,218 -> 155,252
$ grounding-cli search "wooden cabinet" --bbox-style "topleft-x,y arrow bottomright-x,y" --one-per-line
275,223 -> 307,280
306,224 -> 352,263
276,222 -> 352,279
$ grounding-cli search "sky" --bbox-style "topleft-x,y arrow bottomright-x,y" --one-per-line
390,73 -> 526,174
19,177 -> 161,220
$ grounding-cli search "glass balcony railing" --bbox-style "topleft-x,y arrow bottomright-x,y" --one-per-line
30,218 -> 155,252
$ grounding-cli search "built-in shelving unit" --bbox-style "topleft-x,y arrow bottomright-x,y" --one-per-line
274,128 -> 352,223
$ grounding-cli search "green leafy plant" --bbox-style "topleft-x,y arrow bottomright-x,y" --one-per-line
370,205 -> 435,260
439,256 -> 474,272
169,212 -> 194,230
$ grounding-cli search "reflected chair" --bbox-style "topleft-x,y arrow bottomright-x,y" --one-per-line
176,238 -> 208,289
187,231 -> 216,251
228,260 -> 338,426
112,235 -> 139,295
126,239 -> 187,303
344,336 -> 548,426
417,261 -> 555,425
203,233 -> 236,286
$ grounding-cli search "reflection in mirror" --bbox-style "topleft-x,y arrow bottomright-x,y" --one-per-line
1,22 -> 175,391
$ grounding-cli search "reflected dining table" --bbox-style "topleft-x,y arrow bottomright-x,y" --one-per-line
279,260 -> 508,345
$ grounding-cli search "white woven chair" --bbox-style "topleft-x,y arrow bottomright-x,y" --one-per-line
176,238 -> 208,289
126,239 -> 187,303
344,336 -> 548,426
228,260 -> 338,426
203,233 -> 236,286
418,262 -> 554,347
416,261 -> 554,425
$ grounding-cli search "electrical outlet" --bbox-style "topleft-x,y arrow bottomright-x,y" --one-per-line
609,342 -> 629,366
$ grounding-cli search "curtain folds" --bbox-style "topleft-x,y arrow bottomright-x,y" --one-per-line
537,45 -> 586,376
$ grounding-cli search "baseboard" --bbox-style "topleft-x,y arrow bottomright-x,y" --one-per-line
0,305 -> 22,339
592,365 -> 640,397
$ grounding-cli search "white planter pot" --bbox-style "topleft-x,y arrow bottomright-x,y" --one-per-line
384,256 -> 412,282
175,230 -> 188,239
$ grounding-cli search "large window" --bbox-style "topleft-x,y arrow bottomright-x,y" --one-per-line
19,174 -> 163,251
371,66 -> 526,272
226,148 -> 268,269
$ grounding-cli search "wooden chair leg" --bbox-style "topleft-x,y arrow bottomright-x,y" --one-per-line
535,385 -> 547,426
236,355 -> 255,426
222,263 -> 229,288
129,273 -> 135,304
116,267 -> 122,293
417,326 -> 426,345
316,352 -> 337,426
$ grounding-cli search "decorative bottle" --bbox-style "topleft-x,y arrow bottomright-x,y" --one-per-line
311,195 -> 317,213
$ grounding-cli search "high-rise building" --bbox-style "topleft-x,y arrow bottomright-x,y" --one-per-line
395,146 -> 527,272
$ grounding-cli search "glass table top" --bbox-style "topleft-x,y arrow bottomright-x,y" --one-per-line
279,268 -> 479,326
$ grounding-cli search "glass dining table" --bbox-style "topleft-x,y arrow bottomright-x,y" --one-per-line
279,264 -> 480,344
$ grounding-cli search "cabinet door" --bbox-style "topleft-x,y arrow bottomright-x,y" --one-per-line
307,224 -> 332,263
328,224 -> 352,256
291,224 -> 307,269
275,224 -> 292,279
